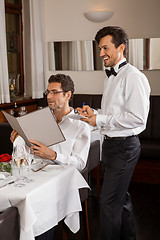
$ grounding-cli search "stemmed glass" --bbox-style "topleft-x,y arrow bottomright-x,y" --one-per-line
24,146 -> 34,183
19,106 -> 27,116
12,145 -> 26,187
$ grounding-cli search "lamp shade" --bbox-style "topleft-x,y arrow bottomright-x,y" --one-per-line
84,11 -> 113,23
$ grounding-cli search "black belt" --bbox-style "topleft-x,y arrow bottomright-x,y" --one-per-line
104,135 -> 137,140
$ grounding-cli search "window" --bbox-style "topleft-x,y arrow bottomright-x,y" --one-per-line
5,0 -> 24,100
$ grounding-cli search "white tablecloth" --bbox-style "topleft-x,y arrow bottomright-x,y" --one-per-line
0,165 -> 89,240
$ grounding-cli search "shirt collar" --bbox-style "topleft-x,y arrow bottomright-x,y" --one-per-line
113,58 -> 127,73
105,58 -> 127,73
61,107 -> 74,122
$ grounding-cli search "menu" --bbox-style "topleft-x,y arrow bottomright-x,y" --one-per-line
2,107 -> 65,147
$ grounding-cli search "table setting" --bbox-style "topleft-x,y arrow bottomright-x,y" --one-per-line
0,149 -> 89,240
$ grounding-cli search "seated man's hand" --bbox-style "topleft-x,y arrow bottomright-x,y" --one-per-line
30,140 -> 57,161
10,130 -> 19,143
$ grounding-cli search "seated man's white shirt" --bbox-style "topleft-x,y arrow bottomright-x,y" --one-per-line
13,109 -> 91,171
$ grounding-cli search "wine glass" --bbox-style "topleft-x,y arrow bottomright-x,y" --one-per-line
19,106 -> 27,116
24,146 -> 34,183
12,145 -> 26,187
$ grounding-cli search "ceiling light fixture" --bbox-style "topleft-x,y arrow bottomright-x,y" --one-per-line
84,11 -> 113,23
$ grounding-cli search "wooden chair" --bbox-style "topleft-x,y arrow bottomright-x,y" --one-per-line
79,166 -> 90,240
87,140 -> 101,199
0,207 -> 20,240
62,140 -> 101,240
62,166 -> 90,240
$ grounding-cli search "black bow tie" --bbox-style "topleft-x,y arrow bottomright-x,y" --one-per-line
105,68 -> 117,78
105,61 -> 127,78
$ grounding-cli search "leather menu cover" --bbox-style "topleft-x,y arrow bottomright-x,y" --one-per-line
2,107 -> 65,147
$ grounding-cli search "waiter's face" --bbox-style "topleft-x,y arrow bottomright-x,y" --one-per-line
47,82 -> 69,111
99,35 -> 125,68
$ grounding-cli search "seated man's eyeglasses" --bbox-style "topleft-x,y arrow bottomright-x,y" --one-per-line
44,90 -> 65,96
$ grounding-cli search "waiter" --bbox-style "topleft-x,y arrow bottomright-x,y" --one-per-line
77,26 -> 151,240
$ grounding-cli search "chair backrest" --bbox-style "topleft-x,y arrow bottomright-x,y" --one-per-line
0,206 -> 20,240
79,140 -> 101,202
0,123 -> 13,155
79,166 -> 88,202
87,140 -> 100,172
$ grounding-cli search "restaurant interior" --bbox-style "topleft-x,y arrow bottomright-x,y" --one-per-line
0,0 -> 160,240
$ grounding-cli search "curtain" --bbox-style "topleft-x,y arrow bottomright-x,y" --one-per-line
0,0 -> 10,104
69,41 -> 82,70
48,42 -> 55,71
81,41 -> 94,70
149,38 -> 160,70
68,41 -> 94,71
23,0 -> 45,99
129,39 -> 144,70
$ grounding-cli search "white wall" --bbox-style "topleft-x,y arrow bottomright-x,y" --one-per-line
43,0 -> 160,95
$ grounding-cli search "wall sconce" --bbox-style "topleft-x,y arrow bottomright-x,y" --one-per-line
84,11 -> 113,23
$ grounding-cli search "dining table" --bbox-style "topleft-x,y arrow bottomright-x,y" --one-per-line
0,163 -> 89,240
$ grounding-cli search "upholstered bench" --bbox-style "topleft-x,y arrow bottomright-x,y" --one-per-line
0,122 -> 13,155
132,96 -> 160,184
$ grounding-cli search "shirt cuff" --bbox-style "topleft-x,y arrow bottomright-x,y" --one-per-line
54,152 -> 63,165
96,114 -> 106,127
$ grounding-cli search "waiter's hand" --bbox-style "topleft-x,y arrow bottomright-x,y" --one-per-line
30,140 -> 57,161
77,105 -> 97,127
77,105 -> 94,117
81,114 -> 97,127
10,130 -> 19,143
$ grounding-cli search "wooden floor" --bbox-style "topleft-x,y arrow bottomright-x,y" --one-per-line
54,181 -> 160,240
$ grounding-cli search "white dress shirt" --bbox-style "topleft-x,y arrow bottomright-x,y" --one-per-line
14,109 -> 91,171
96,58 -> 151,137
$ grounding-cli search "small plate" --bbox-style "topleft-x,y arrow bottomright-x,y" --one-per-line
0,172 -> 11,180
68,114 -> 87,120
31,159 -> 43,171
44,164 -> 64,172
31,158 -> 43,166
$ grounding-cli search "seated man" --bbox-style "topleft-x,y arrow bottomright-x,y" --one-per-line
10,73 -> 91,240
11,73 -> 91,171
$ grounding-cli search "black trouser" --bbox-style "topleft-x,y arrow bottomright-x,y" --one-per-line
35,227 -> 54,240
100,135 -> 140,240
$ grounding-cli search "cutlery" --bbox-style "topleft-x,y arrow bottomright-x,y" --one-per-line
0,176 -> 17,188
31,163 -> 50,172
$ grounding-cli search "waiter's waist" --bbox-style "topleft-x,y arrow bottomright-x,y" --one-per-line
104,135 -> 137,141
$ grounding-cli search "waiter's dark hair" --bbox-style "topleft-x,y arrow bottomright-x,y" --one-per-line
95,26 -> 128,57
48,74 -> 74,100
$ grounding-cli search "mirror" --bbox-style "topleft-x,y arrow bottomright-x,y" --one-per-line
48,38 -> 160,71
